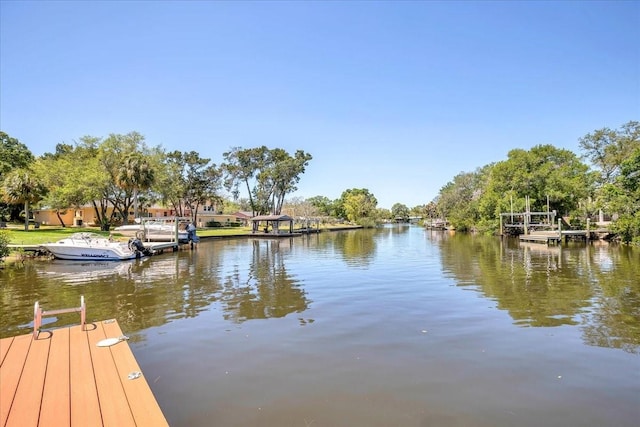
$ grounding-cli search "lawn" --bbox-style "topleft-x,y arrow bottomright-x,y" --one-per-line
1,224 -> 253,246
1,223 -> 356,247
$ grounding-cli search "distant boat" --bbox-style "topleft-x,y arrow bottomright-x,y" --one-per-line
40,232 -> 151,261
114,219 -> 189,242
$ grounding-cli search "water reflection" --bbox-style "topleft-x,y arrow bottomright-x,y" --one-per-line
433,232 -> 640,353
0,237 -> 311,339
220,239 -> 308,322
34,260 -> 137,284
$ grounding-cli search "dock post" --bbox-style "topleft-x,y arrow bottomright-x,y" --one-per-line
558,218 -> 562,242
586,218 -> 590,241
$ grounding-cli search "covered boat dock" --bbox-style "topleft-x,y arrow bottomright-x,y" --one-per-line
251,214 -> 296,236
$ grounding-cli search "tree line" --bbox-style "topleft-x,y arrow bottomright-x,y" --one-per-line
1,120 -> 639,243
0,131 -> 312,231
429,121 -> 639,244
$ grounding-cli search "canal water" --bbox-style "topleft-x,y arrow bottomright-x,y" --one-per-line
1,225 -> 639,426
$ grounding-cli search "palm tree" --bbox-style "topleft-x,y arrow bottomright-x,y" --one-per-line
117,154 -> 155,222
1,169 -> 47,230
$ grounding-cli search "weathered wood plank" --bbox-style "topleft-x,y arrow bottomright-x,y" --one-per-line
0,334 -> 32,426
102,320 -> 169,427
5,332 -> 51,427
70,323 -> 102,427
40,327 -> 71,427
87,321 -> 137,427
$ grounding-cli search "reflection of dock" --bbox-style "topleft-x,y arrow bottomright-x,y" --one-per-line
0,318 -> 168,426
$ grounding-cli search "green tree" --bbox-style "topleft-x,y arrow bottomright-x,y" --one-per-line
0,131 -> 34,181
117,153 -> 155,221
222,146 -> 269,215
156,150 -> 222,223
258,149 -> 312,215
33,144 -> 89,226
307,195 -> 336,217
376,207 -> 392,220
391,203 -> 410,221
603,148 -> 640,244
480,145 -> 593,221
0,132 -> 34,221
338,188 -> 378,224
183,152 -> 223,224
223,146 -> 312,215
579,121 -> 640,185
436,168 -> 487,232
1,169 -> 47,230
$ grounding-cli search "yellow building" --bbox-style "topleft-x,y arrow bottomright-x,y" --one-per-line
33,204 -> 248,228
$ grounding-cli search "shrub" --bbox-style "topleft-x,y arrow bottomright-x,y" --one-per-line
357,217 -> 377,228
610,213 -> 640,245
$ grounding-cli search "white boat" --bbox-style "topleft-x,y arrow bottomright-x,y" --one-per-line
40,232 -> 151,261
114,219 -> 189,242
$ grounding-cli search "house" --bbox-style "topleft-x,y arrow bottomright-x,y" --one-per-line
33,203 -> 253,229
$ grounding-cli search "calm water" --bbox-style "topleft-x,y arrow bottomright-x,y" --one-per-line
1,225 -> 639,426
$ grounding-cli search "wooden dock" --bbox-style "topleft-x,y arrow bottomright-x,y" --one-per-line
0,319 -> 168,427
519,231 -> 561,244
519,230 -> 590,245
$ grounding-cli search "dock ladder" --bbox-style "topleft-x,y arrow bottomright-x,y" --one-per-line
33,296 -> 86,339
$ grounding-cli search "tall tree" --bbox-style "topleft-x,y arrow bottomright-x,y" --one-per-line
222,146 -> 269,216
156,150 -> 222,223
391,203 -> 410,221
307,195 -> 336,217
223,146 -> 312,215
600,147 -> 640,243
257,149 -> 312,215
436,168 -> 486,232
32,144 -> 88,226
579,121 -> 640,185
0,132 -> 35,221
480,145 -> 593,218
0,131 -> 34,181
117,153 -> 155,221
337,188 -> 378,223
1,169 -> 47,230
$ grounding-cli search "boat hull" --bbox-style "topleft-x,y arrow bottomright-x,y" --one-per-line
40,233 -> 145,261
40,245 -> 138,261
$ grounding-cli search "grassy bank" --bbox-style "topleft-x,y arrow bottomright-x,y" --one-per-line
1,223 -> 356,246
1,225 -> 253,245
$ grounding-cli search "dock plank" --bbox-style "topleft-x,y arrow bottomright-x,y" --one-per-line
0,336 -> 14,367
102,320 -> 170,427
0,334 -> 32,426
40,328 -> 71,427
5,333 -> 51,427
69,323 -> 102,427
87,322 -> 137,427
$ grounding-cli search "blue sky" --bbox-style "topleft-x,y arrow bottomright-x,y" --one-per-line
1,1 -> 638,209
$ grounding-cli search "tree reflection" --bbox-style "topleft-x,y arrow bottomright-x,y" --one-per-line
434,233 -> 640,353
220,239 -> 309,322
331,228 -> 379,267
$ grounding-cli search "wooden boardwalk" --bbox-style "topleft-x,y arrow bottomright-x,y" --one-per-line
0,319 -> 168,427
